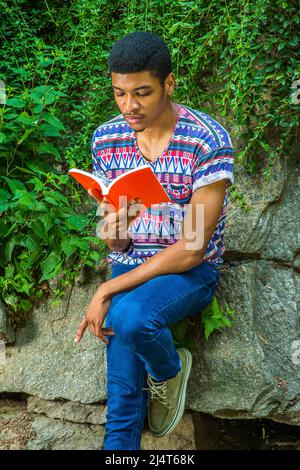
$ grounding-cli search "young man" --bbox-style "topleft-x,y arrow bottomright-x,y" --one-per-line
74,31 -> 234,450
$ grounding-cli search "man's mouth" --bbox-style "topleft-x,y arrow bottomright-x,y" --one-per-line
126,116 -> 144,123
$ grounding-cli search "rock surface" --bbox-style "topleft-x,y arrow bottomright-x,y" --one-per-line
0,300 -> 15,343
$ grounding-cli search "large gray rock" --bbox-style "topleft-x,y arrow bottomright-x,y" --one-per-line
141,412 -> 196,450
27,395 -> 106,425
26,397 -> 196,450
187,261 -> 300,425
2,261 -> 298,426
26,415 -> 104,450
260,163 -> 300,264
224,157 -> 300,264
0,277 -> 108,403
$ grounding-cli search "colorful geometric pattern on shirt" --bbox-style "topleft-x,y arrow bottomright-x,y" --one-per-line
91,103 -> 234,268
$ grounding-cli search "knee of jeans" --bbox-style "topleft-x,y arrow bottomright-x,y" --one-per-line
109,301 -> 155,345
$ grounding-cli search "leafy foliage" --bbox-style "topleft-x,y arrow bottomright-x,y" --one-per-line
0,0 -> 298,332
170,295 -> 237,347
201,297 -> 236,341
0,82 -> 105,326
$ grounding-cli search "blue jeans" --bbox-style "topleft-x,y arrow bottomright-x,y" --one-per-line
102,261 -> 220,450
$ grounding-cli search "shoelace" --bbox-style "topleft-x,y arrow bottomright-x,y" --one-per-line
142,375 -> 170,407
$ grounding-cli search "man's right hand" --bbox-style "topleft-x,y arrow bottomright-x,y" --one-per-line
88,189 -> 143,240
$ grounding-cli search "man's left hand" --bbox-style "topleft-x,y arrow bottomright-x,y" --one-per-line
74,288 -> 115,345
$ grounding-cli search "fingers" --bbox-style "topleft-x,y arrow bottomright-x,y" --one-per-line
114,197 -> 142,217
121,197 -> 141,211
98,197 -> 142,225
129,197 -> 141,206
74,317 -> 88,343
74,321 -> 115,345
117,205 -> 127,220
128,197 -> 143,221
120,198 -> 141,218
102,327 -> 116,336
94,323 -> 109,345
98,197 -> 113,217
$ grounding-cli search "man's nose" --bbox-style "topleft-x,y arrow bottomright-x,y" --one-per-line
124,94 -> 139,114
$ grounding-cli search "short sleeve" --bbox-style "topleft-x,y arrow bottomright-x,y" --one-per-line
192,146 -> 235,192
91,129 -> 111,186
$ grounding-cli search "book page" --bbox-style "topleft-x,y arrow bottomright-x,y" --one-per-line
92,170 -> 111,187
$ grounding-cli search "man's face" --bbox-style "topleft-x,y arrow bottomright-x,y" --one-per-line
111,70 -> 174,132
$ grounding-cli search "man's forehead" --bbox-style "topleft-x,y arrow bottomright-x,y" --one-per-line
111,71 -> 157,90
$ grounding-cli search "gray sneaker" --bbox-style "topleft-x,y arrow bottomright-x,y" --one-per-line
143,348 -> 193,437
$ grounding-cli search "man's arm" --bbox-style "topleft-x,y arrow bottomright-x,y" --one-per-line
99,179 -> 227,300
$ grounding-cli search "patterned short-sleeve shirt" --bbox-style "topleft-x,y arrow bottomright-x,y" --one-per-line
91,103 -> 234,269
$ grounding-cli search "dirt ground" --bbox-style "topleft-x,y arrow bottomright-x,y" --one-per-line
0,396 -> 36,450
194,411 -> 300,450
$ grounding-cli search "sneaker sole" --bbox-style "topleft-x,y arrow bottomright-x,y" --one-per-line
151,348 -> 193,437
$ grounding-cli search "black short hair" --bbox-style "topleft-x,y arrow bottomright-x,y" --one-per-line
108,31 -> 173,87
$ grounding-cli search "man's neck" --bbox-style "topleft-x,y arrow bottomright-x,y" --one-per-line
138,101 -> 178,143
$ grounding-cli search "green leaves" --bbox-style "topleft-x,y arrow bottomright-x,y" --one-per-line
0,166 -> 103,321
30,219 -> 48,240
37,142 -> 60,159
16,192 -> 37,209
40,251 -> 62,282
61,236 -> 79,259
168,296 -> 236,347
0,189 -> 11,214
29,85 -> 60,107
169,318 -> 198,350
2,178 -> 26,199
202,297 -> 237,340
41,113 -> 66,132
1,86 -> 65,166
5,97 -> 25,108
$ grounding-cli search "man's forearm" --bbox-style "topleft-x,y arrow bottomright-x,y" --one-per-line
100,238 -> 203,300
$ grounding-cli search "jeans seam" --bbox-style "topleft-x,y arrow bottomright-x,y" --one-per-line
148,336 -> 181,381
129,369 -> 146,450
152,335 -> 179,366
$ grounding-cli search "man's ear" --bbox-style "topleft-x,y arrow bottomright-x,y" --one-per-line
165,72 -> 176,94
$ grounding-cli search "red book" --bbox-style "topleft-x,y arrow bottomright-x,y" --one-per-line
68,165 -> 172,212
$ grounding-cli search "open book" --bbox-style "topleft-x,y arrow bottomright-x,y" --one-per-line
68,165 -> 172,211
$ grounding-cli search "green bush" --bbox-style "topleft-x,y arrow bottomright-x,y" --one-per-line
0,84 -> 105,326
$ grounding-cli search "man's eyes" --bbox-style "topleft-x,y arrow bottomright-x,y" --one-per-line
115,92 -> 150,97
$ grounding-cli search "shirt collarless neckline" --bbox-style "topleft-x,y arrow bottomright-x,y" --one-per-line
133,103 -> 181,165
